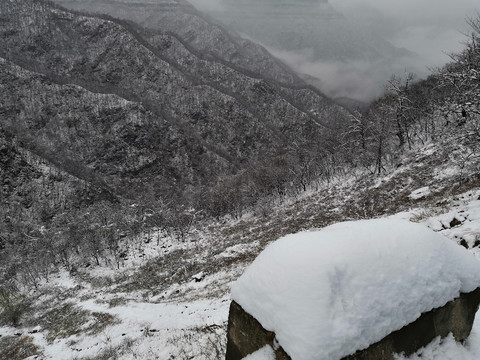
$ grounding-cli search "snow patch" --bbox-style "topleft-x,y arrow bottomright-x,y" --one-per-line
80,297 -> 228,331
394,332 -> 480,360
242,345 -> 276,360
218,241 -> 261,258
409,186 -> 431,200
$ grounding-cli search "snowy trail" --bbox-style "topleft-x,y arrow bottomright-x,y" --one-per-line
21,296 -> 230,360
80,297 -> 229,331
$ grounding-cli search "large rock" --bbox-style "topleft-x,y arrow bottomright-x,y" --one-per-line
226,290 -> 480,360
226,220 -> 480,360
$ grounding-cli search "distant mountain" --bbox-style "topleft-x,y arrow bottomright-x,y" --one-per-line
54,0 -> 302,85
190,0 -> 416,100
0,0 -> 349,221
193,0 -> 413,61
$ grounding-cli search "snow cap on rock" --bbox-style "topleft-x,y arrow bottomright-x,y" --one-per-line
231,219 -> 480,360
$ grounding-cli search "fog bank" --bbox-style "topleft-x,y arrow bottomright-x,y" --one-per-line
191,0 -> 479,102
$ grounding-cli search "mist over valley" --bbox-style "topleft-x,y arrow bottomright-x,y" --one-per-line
190,0 -> 478,102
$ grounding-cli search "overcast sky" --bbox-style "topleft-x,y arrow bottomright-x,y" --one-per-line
331,0 -> 479,65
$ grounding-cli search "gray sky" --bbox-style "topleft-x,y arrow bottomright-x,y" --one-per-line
331,0 -> 479,66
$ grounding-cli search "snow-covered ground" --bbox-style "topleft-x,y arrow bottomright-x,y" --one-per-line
2,184 -> 480,359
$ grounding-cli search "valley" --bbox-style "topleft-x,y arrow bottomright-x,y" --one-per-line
0,0 -> 479,359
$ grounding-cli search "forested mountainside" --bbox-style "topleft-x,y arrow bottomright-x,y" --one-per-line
0,14 -> 479,356
54,0 -> 302,85
0,0 -> 348,202
0,0 -> 478,282
1,0 -> 480,357
0,0 -> 349,283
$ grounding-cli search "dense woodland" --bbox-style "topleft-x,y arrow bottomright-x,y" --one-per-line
1,0 -> 479,295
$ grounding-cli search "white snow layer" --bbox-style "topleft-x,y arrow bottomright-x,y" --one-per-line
231,219 -> 480,360
409,186 -> 431,200
242,345 -> 276,360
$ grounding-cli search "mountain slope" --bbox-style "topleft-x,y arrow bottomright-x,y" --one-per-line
1,7 -> 480,358
54,0 -> 303,85
0,0 -> 349,206
2,139 -> 480,360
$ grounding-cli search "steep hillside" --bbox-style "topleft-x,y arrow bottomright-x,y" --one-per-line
54,0 -> 303,85
0,0 -> 351,294
0,0 -> 349,205
2,2 -> 479,359
1,137 -> 480,360
0,57 -> 226,200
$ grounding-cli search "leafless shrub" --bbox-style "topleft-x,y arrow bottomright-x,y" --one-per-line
167,324 -> 227,360
0,289 -> 29,327
0,336 -> 42,360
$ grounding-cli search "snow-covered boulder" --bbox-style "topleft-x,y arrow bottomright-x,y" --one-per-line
226,219 -> 480,360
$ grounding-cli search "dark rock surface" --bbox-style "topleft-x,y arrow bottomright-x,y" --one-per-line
225,301 -> 290,360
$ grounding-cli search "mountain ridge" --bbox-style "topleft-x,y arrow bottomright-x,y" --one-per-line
0,0 -> 350,223
55,0 -> 304,85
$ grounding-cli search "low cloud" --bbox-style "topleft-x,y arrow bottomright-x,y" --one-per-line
331,0 -> 477,24
276,1 -> 478,101
268,48 -> 382,102
191,0 -> 479,101
189,0 -> 225,12
331,0 -> 478,63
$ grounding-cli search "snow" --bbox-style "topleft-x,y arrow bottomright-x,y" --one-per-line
4,189 -> 480,360
395,334 -> 474,360
44,269 -> 77,289
242,345 -> 275,360
397,312 -> 480,360
231,219 -> 480,360
23,296 -> 229,360
409,186 -> 431,199
217,242 -> 261,259
81,297 -> 228,331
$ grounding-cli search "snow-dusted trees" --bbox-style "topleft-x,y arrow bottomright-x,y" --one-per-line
437,15 -> 480,135
342,103 -> 393,174
345,14 -> 480,175
441,16 -> 480,107
385,73 -> 417,149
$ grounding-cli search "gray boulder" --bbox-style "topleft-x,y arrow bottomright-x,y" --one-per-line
226,288 -> 480,360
